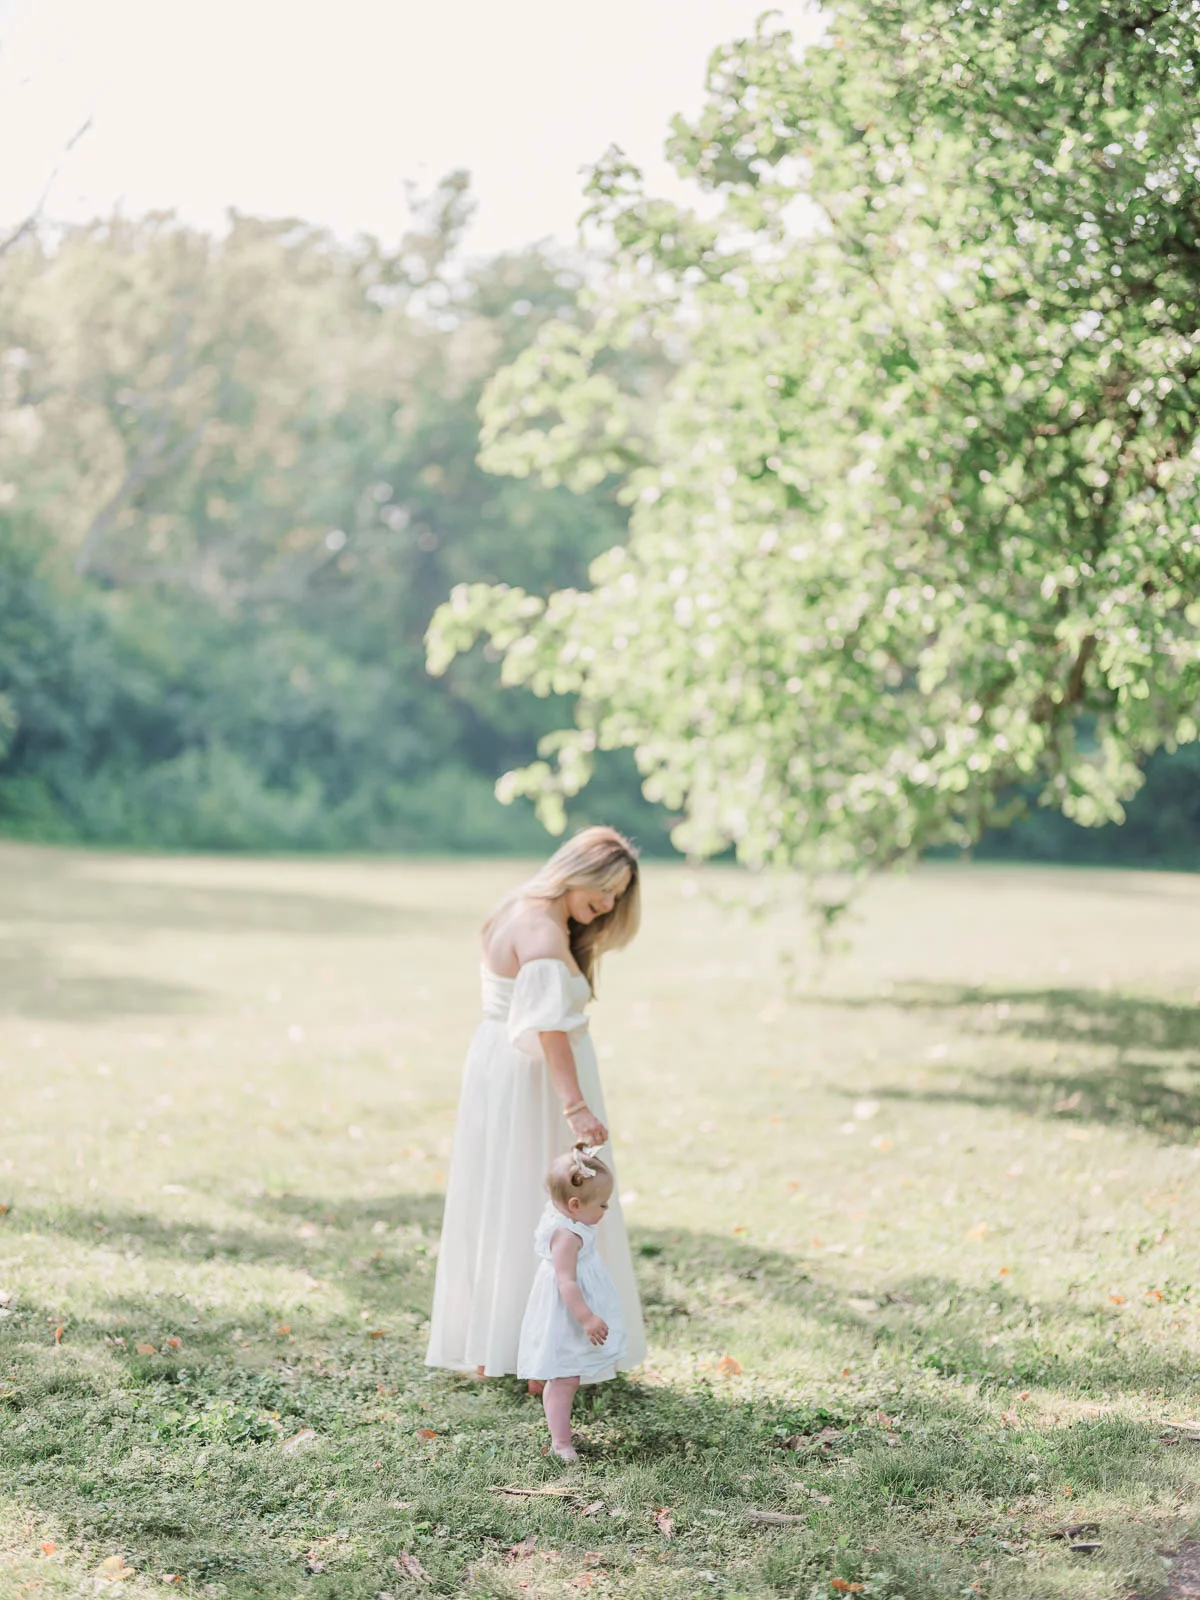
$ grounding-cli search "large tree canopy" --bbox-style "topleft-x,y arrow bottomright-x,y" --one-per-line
429,0 -> 1200,872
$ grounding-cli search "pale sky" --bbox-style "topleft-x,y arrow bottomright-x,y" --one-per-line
0,0 -> 822,257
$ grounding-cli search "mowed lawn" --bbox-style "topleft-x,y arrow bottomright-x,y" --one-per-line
2,845 -> 1200,1600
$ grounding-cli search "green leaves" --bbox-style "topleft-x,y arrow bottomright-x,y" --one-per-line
433,0 -> 1200,873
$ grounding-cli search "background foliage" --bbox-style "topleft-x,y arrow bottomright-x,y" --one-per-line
1,7 -> 1198,866
430,0 -> 1200,873
0,181 -> 666,852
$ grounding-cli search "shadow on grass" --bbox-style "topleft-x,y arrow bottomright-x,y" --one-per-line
630,1225 -> 1199,1398
808,983 -> 1200,1142
0,844 -> 440,938
4,1191 -> 446,1279
0,937 -> 204,1020
0,1207 -> 1191,1595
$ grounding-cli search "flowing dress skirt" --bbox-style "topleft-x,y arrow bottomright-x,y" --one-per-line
425,961 -> 645,1377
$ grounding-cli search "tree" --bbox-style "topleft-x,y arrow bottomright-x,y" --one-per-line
429,0 -> 1200,875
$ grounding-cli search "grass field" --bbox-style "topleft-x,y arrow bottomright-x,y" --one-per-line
2,844 -> 1200,1600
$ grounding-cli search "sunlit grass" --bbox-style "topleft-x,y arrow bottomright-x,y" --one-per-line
1,844 -> 1199,1597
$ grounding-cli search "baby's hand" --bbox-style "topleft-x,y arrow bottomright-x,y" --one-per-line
581,1313 -> 608,1346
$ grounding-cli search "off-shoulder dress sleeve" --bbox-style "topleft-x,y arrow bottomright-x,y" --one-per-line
507,958 -> 588,1060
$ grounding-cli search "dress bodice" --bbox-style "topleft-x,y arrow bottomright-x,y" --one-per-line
533,1200 -> 597,1262
481,958 -> 590,1021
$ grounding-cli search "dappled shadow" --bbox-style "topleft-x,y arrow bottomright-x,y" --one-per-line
0,1199 -> 1193,1594
0,844 -> 436,936
0,938 -> 203,1020
5,1191 -> 445,1279
627,1224 -> 1199,1399
805,983 -> 1200,1142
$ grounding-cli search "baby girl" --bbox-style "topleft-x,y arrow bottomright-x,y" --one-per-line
517,1143 -> 627,1460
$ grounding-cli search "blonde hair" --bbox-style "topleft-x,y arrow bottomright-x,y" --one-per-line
547,1142 -> 613,1209
483,825 -> 641,992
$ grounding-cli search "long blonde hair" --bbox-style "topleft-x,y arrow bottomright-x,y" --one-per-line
484,825 -> 641,992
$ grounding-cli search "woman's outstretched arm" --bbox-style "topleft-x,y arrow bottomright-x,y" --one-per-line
540,1030 -> 608,1147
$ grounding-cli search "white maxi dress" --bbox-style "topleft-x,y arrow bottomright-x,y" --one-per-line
425,958 -> 646,1377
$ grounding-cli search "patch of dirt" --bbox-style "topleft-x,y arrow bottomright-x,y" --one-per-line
1135,1541 -> 1200,1600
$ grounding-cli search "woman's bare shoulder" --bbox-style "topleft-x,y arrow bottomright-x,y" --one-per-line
508,905 -> 571,965
483,902 -> 569,974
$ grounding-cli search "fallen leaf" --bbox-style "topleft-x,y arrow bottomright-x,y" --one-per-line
39,1542 -> 55,1556
569,1576 -> 595,1592
1000,1410 -> 1019,1427
505,1536 -> 537,1561
305,1554 -> 324,1575
166,1337 -> 182,1350
652,1507 -> 674,1537
368,1328 -> 386,1339
1109,1294 -> 1126,1305
391,1551 -> 429,1580
97,1555 -> 135,1581
582,1551 -> 603,1566
830,1582 -> 865,1594
53,1325 -> 63,1345
1018,1391 -> 1029,1400
415,1427 -> 437,1441
162,1577 -> 181,1585
998,1266 -> 1011,1276
1145,1289 -> 1163,1301
965,1223 -> 988,1242
747,1510 -> 804,1525
579,1500 -> 604,1517
731,1225 -> 747,1235
282,1428 -> 317,1453
716,1355 -> 742,1377
276,1324 -> 291,1335
841,1367 -> 852,1378
135,1343 -> 156,1356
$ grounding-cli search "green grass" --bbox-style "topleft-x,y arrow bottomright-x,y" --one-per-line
1,844 -> 1199,1599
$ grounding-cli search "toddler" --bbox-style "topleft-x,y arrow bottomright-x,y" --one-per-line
517,1142 -> 627,1461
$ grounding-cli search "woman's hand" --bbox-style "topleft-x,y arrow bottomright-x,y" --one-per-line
566,1105 -> 608,1146
581,1312 -> 609,1346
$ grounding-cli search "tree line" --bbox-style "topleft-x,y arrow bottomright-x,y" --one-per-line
0,178 -> 666,852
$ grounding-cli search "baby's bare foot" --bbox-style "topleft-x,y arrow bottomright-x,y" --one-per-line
551,1443 -> 578,1463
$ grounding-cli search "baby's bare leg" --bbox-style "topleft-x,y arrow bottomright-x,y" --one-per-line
542,1377 -> 581,1460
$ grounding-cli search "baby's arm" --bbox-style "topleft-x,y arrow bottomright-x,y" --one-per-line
550,1230 -> 609,1346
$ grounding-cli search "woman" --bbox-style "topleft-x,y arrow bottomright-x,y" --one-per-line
425,826 -> 646,1379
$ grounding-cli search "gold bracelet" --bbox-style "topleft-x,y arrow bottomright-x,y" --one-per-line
563,1100 -> 587,1118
